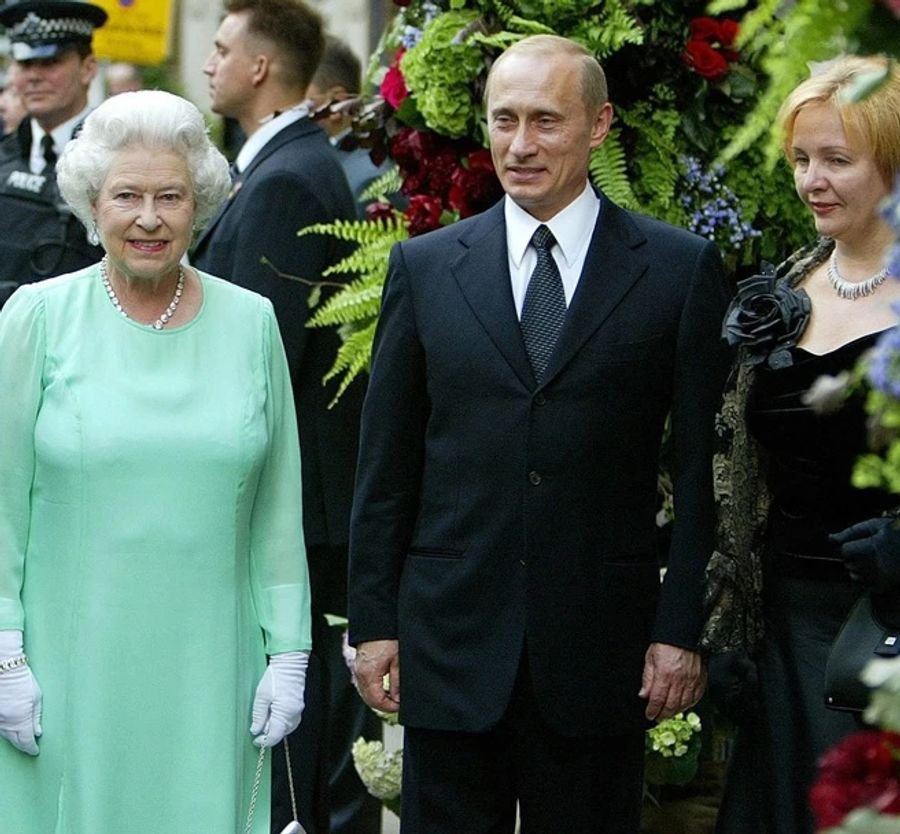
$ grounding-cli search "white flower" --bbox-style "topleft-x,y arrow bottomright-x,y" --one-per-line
351,738 -> 403,801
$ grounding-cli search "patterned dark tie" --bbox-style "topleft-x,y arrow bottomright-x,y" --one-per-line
520,224 -> 566,382
41,134 -> 57,170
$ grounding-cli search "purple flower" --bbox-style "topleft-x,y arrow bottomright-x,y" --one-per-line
868,325 -> 900,398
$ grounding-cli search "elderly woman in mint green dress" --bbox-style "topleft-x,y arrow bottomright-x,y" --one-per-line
0,90 -> 311,833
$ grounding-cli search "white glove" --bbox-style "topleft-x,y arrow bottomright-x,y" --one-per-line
250,651 -> 308,748
0,629 -> 42,756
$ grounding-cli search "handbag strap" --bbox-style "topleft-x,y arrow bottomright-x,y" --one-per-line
244,737 -> 299,834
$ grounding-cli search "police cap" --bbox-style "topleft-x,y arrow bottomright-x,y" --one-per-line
0,1 -> 107,62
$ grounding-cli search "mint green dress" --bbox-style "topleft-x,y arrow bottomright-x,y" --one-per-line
0,265 -> 312,833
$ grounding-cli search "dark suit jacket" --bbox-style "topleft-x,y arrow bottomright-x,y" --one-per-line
348,194 -> 731,737
192,117 -> 362,551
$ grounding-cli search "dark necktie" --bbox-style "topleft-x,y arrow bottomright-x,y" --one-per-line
520,224 -> 566,382
41,134 -> 57,170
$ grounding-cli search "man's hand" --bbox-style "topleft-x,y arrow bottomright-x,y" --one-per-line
639,642 -> 705,721
354,639 -> 400,713
830,517 -> 900,593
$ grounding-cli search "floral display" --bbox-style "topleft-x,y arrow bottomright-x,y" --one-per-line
351,738 -> 403,816
809,658 -> 900,833
307,0 -> 824,397
645,711 -> 704,788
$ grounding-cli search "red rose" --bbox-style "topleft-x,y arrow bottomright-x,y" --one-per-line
448,150 -> 502,218
717,19 -> 740,47
405,194 -> 444,236
688,17 -> 720,41
683,39 -> 730,80
380,49 -> 408,109
810,731 -> 900,829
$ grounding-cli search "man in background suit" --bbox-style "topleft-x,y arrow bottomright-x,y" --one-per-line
305,35 -> 393,218
191,2 -> 369,832
0,0 -> 106,304
349,34 -> 731,833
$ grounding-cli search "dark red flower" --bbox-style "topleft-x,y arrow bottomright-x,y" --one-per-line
392,0 -> 412,7
683,39 -> 730,80
404,194 -> 444,236
448,149 -> 502,218
717,19 -> 740,47
380,49 -> 408,109
365,201 -> 396,223
688,17 -> 720,41
810,731 -> 900,829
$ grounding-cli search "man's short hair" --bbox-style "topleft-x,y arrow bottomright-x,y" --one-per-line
312,35 -> 361,95
224,0 -> 324,91
485,34 -> 608,114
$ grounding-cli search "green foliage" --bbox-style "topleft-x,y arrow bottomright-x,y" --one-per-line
567,0 -> 644,59
401,10 -> 486,138
302,216 -> 407,402
588,128 -> 639,210
359,166 -> 403,204
618,103 -> 683,221
718,0 -> 874,165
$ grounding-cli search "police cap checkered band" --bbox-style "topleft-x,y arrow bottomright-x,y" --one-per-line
0,2 -> 107,61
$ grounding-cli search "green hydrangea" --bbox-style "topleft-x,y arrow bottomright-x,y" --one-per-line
401,10 -> 485,137
351,738 -> 403,801
646,711 -> 702,759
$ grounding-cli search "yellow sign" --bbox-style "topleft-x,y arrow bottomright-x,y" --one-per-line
91,0 -> 175,65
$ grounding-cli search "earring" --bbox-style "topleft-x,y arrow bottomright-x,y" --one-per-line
88,222 -> 100,246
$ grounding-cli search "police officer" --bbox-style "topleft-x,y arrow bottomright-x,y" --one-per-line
0,1 -> 107,306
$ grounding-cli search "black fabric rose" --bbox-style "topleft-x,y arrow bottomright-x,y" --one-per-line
722,267 -> 811,369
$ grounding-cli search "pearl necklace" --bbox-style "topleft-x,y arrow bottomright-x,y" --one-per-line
827,250 -> 888,301
100,257 -> 185,330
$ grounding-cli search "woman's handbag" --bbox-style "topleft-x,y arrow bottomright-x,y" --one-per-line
824,594 -> 900,712
245,737 -> 306,834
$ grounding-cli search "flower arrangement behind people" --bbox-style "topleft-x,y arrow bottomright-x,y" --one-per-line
305,0 -> 827,398
810,659 -> 900,833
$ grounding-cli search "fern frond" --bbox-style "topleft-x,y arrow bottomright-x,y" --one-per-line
589,129 -> 639,210
707,0 -> 750,12
323,320 -> 379,407
568,0 -> 644,59
321,234 -> 402,279
309,278 -> 384,328
359,166 -> 403,202
299,216 -> 406,246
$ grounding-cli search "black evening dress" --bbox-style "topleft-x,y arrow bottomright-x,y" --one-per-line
717,332 -> 894,834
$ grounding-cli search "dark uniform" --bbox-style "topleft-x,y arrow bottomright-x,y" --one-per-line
0,0 -> 108,307
0,120 -> 102,304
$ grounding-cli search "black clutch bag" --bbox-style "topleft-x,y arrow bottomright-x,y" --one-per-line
824,594 -> 900,712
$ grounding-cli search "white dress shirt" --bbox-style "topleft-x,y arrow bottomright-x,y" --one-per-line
29,106 -> 92,174
504,182 -> 600,320
234,103 -> 310,173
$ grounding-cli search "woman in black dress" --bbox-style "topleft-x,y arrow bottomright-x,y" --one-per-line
705,55 -> 900,834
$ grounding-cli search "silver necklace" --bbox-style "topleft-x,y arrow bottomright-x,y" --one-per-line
100,257 -> 185,330
827,250 -> 888,301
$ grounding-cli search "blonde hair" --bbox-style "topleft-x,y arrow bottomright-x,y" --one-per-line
778,55 -> 900,183
485,34 -> 608,113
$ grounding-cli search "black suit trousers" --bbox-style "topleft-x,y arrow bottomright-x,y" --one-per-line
400,649 -> 645,834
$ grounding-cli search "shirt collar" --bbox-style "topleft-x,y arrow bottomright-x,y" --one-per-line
235,102 -> 310,173
31,105 -> 91,156
504,182 -> 599,268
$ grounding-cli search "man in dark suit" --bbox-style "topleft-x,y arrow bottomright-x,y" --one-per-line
349,34 -> 731,833
0,0 -> 107,305
191,2 -> 369,832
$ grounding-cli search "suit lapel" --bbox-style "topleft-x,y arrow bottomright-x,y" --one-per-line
451,202 -> 535,389
194,118 -> 321,252
541,196 -> 648,384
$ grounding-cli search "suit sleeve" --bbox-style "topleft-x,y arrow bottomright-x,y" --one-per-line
249,299 -> 312,653
221,169 -> 343,380
653,240 -> 731,649
347,243 -> 428,645
0,286 -> 44,629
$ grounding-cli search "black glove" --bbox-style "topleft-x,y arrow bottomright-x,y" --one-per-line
829,517 -> 900,593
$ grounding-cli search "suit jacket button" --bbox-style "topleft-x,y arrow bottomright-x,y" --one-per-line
534,393 -> 546,406
528,471 -> 542,485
